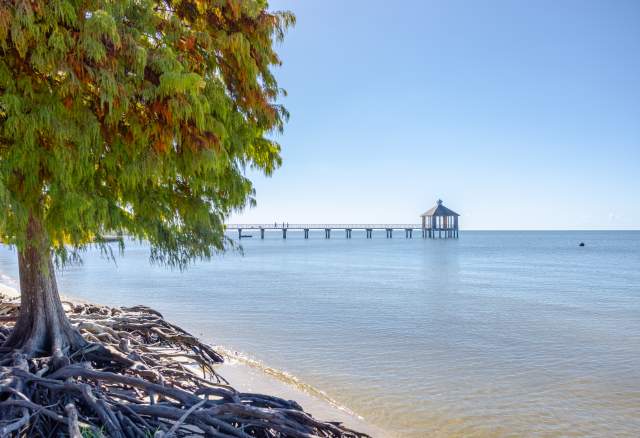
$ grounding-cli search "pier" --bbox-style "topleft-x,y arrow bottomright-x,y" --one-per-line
228,200 -> 460,240
228,224 -> 458,239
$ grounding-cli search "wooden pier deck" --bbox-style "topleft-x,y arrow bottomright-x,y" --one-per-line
226,224 -> 458,239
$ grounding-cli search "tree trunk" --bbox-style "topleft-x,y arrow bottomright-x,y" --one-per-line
2,215 -> 86,360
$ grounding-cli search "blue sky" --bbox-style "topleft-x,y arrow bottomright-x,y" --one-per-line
231,0 -> 640,229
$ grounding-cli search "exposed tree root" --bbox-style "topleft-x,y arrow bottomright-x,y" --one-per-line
0,295 -> 370,437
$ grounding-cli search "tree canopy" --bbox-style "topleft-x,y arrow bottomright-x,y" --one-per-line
0,0 -> 294,266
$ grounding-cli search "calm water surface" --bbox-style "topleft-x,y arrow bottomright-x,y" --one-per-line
0,231 -> 639,437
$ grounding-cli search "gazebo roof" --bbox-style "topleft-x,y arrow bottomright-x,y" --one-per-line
420,199 -> 460,217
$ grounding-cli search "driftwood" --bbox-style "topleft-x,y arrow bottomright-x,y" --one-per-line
0,295 -> 369,437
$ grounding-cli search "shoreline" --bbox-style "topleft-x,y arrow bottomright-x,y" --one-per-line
0,282 -> 387,437
216,356 -> 387,437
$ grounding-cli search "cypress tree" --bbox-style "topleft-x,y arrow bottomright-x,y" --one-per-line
0,0 -> 293,359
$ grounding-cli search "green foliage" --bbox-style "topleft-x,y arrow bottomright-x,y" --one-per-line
81,426 -> 105,438
0,0 -> 294,267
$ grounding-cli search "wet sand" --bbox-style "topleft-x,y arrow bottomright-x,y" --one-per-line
217,358 -> 387,437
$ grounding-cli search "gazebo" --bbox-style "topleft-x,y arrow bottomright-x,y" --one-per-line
420,199 -> 460,238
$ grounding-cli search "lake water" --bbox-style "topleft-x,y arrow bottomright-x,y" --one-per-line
0,231 -> 639,437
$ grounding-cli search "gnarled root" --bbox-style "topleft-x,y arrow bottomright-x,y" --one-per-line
0,296 -> 369,437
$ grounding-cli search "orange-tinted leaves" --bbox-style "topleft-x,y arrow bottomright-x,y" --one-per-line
63,96 -> 73,109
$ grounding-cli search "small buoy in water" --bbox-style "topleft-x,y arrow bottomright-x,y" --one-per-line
579,242 -> 585,247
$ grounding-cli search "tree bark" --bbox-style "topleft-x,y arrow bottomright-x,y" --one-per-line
2,215 -> 86,360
